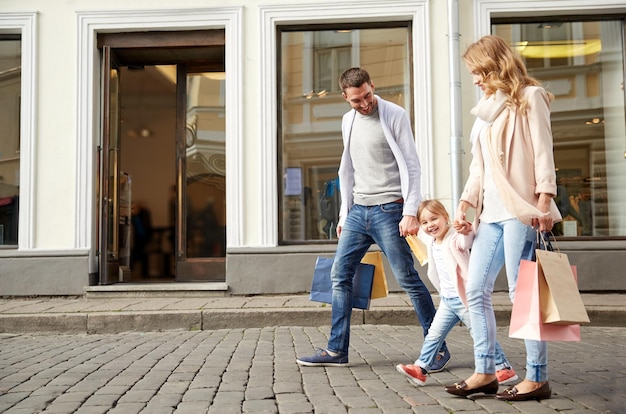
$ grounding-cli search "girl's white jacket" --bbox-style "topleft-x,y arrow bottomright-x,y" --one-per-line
418,228 -> 474,307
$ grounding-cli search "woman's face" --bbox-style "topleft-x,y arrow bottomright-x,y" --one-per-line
472,71 -> 485,91
466,62 -> 493,95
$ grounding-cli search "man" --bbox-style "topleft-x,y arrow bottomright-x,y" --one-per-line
297,68 -> 450,370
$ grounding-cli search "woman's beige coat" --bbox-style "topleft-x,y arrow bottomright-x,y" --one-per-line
461,86 -> 562,226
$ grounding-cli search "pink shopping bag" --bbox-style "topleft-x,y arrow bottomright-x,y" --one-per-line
509,259 -> 581,342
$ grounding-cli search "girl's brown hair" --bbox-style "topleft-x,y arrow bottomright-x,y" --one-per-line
417,199 -> 450,223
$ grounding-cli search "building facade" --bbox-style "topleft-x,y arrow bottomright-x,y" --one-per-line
1,0 -> 625,296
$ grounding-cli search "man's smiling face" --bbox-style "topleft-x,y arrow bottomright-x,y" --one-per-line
342,81 -> 377,115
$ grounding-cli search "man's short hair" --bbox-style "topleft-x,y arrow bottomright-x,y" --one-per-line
339,67 -> 371,92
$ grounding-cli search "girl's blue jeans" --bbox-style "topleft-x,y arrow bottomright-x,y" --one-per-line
415,296 -> 511,371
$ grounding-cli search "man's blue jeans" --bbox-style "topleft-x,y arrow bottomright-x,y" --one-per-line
465,219 -> 548,382
327,203 -> 441,355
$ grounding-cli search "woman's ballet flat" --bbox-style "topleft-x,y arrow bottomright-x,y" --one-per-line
495,382 -> 551,401
444,379 -> 499,397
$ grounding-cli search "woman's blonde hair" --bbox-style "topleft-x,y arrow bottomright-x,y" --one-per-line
417,199 -> 450,223
462,35 -> 549,114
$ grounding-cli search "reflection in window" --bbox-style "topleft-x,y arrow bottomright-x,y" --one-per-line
0,36 -> 21,246
185,71 -> 226,258
493,20 -> 626,237
279,25 -> 412,242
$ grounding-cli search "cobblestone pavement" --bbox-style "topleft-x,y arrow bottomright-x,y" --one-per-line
0,326 -> 622,414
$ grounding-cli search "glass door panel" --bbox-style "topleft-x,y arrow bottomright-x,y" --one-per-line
175,66 -> 226,281
99,45 -> 123,284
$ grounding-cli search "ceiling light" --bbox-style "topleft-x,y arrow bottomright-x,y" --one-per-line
514,39 -> 601,58
538,22 -> 562,29
585,117 -> 604,125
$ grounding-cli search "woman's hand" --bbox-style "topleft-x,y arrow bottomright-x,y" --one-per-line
453,201 -> 472,235
533,193 -> 554,232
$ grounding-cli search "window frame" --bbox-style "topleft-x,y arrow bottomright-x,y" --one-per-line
476,0 -> 626,241
277,22 -> 415,244
0,12 -> 36,250
259,1 -> 433,247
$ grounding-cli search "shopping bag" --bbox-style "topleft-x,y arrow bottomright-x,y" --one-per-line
405,234 -> 428,266
537,248 -> 590,324
361,251 -> 388,299
309,256 -> 375,310
509,259 -> 581,342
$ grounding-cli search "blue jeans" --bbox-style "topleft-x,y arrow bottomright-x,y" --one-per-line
466,219 -> 548,382
415,296 -> 511,371
327,203 -> 441,355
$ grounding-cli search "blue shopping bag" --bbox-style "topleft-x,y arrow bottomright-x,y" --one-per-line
310,256 -> 375,310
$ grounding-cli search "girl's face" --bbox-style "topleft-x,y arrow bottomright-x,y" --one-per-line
419,208 -> 449,242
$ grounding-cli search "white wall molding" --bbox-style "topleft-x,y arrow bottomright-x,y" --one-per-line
475,0 -> 626,36
76,7 -> 243,259
259,0 -> 432,246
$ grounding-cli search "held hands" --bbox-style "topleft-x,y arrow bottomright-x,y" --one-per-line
453,218 -> 472,235
453,203 -> 472,235
399,215 -> 419,237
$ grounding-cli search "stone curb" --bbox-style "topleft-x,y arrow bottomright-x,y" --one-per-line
0,306 -> 621,334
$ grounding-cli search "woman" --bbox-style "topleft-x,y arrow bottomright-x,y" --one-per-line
445,35 -> 561,401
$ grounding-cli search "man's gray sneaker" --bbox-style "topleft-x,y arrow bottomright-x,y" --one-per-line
297,348 -> 348,367
429,349 -> 451,373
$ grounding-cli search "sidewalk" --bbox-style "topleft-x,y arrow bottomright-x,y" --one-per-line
0,289 -> 623,334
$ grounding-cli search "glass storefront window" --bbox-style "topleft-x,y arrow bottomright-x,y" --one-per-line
0,35 -> 21,246
278,25 -> 412,242
493,20 -> 626,238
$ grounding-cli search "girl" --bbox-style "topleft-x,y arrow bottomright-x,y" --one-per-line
396,199 -> 517,387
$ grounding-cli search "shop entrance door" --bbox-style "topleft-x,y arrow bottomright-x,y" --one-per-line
97,31 -> 226,284
174,64 -> 227,281
98,45 -> 125,284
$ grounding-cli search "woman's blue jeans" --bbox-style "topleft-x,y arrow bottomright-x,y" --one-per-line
415,296 -> 511,371
465,219 -> 548,382
327,203 -> 441,355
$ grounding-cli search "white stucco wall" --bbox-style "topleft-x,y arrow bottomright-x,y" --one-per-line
0,0 -> 624,250
1,0 -> 444,252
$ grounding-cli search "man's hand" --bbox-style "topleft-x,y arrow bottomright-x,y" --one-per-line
399,215 -> 419,237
